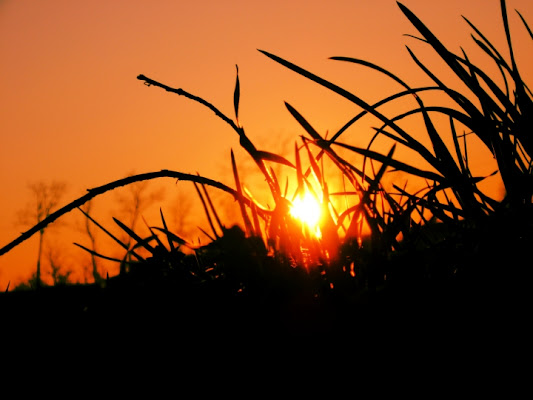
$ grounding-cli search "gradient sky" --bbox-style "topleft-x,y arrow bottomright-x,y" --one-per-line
1,0 -> 532,286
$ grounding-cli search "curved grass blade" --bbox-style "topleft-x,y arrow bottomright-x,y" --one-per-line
285,102 -> 323,142
193,181 -> 220,240
404,46 -> 494,150
457,50 -> 520,124
197,226 -> 215,243
500,0 -> 519,76
462,16 -> 515,98
159,208 -> 176,254
517,10 -> 533,40
151,227 -> 189,247
302,138 -> 323,185
303,135 -> 372,190
199,180 -> 225,236
77,206 -> 144,261
250,201 -> 263,239
294,141 -> 304,198
255,150 -> 295,168
269,166 -> 282,199
330,56 -> 414,93
469,35 -> 511,98
332,141 -> 444,182
449,116 -> 469,176
142,215 -> 167,252
287,101 -> 379,191
113,217 -> 156,255
242,185 -> 272,214
231,149 -> 254,236
393,183 -> 466,222
401,2 -> 526,145
332,57 -> 453,182
260,49 -> 436,164
129,234 -> 160,253
1,169 -> 243,256
329,86 -> 439,146
398,2 -> 473,86
333,48 -> 494,185
371,144 -> 396,192
73,243 -> 124,263
402,1 -> 530,170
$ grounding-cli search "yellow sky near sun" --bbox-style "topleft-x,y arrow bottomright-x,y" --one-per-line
1,0 -> 531,286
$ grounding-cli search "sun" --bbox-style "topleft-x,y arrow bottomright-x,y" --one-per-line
290,191 -> 322,238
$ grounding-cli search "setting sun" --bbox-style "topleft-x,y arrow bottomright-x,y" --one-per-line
290,191 -> 322,238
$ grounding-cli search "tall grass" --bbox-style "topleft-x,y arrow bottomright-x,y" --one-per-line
1,1 -> 531,313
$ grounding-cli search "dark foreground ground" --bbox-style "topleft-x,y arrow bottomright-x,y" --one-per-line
1,269 -> 529,343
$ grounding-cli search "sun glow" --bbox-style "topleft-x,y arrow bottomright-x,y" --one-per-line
290,191 -> 322,238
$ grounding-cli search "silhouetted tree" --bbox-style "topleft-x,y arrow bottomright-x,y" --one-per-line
115,173 -> 164,265
79,199 -> 103,284
47,247 -> 72,285
18,181 -> 67,288
171,185 -> 194,237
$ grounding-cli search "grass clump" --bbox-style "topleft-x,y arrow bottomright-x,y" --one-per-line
1,1 -> 531,333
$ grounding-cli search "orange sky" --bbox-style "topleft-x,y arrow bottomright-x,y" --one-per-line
1,0 -> 532,286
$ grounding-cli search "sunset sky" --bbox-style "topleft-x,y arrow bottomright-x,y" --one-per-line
1,0 -> 532,286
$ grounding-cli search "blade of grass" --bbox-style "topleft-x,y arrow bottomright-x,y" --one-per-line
159,208 -> 176,254
0,170 -> 243,257
199,180 -> 225,236
137,74 -> 280,200
331,52 -> 482,206
517,9 -> 533,40
73,243 -> 124,263
77,206 -> 145,261
113,217 -> 156,255
150,227 -> 189,247
294,141 -> 304,199
234,64 -> 240,124
231,149 -> 254,236
193,181 -> 220,240
254,150 -> 295,168
404,46 -> 495,150
302,138 -> 323,186
142,215 -> 167,251
332,141 -> 444,182
261,50 -> 441,172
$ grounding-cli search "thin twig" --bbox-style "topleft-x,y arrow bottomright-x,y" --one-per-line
137,74 -> 240,134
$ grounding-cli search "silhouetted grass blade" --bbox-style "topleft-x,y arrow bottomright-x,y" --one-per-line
294,142 -> 304,198
73,243 -> 123,263
113,217 -> 156,255
231,149 -> 254,235
255,150 -> 295,168
397,2 -> 472,85
517,10 -> 533,39
285,102 -> 323,142
159,208 -> 176,254
150,227 -> 189,247
234,64 -> 240,123
193,181 -> 220,240
332,141 -> 443,182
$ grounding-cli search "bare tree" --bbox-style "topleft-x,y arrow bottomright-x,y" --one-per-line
171,184 -> 195,237
114,173 -> 165,261
79,199 -> 103,284
47,247 -> 72,286
18,181 -> 67,288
